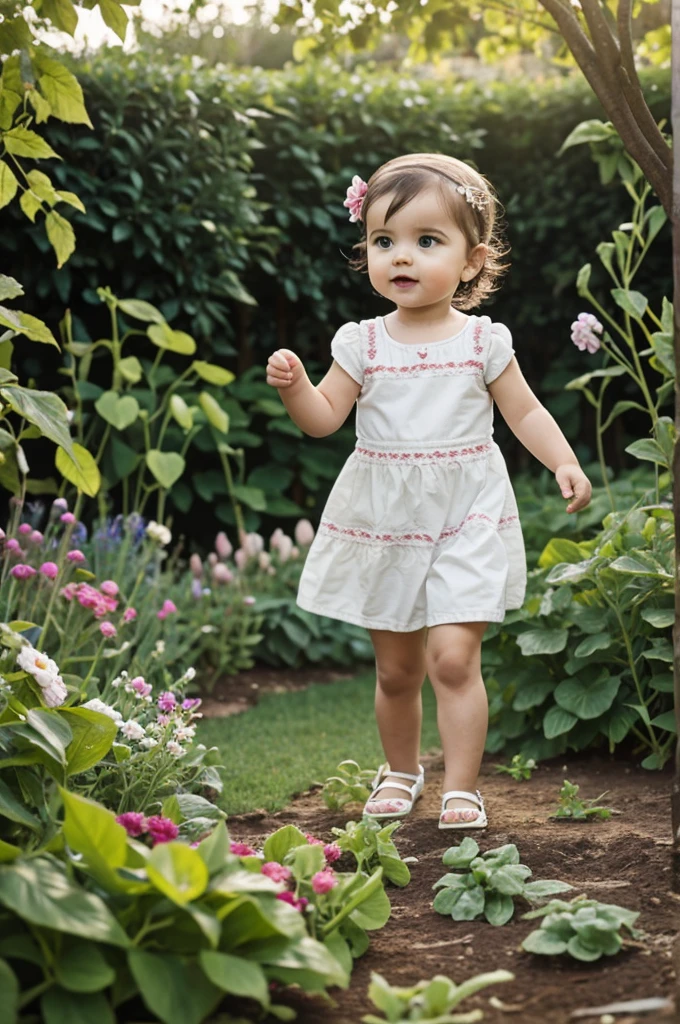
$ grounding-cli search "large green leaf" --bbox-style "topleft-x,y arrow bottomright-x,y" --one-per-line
0,859 -> 129,946
94,390 -> 139,431
25,708 -> 72,766
41,0 -> 79,35
45,210 -> 76,269
33,54 -> 92,126
60,788 -> 127,871
0,163 -> 18,210
0,957 -> 19,1024
55,442 -> 101,496
516,629 -> 568,656
2,125 -> 59,159
543,705 -> 577,739
54,941 -> 116,993
146,843 -> 209,905
148,323 -> 196,355
60,707 -> 117,776
554,672 -> 621,720
127,951 -> 222,1024
146,449 -> 185,489
199,392 -> 229,434
192,361 -> 235,386
117,299 -> 164,324
199,951 -> 269,1008
0,387 -> 72,453
0,777 -> 41,830
41,987 -> 115,1024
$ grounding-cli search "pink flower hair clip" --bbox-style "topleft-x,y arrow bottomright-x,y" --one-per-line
344,175 -> 368,223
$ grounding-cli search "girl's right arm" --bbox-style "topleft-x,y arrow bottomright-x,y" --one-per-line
266,348 -> 361,438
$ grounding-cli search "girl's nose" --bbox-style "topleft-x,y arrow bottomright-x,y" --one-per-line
393,250 -> 412,264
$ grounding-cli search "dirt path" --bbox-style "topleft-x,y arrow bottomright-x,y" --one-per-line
227,752 -> 677,1024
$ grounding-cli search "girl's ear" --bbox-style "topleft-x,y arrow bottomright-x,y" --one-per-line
461,243 -> 488,281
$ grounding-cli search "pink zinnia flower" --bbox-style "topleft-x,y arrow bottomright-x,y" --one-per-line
157,599 -> 177,620
39,562 -> 59,580
116,811 -> 148,837
344,175 -> 368,223
157,691 -> 177,712
29,530 -> 44,545
60,582 -> 78,600
100,580 -> 119,597
230,841 -> 256,856
147,816 -> 179,845
60,512 -> 76,524
276,891 -> 309,912
5,538 -> 21,554
304,833 -> 324,846
100,621 -> 117,638
67,550 -> 86,563
311,868 -> 338,894
324,843 -> 342,864
123,606 -> 137,622
11,564 -> 37,580
261,862 -> 292,883
18,523 -> 32,535
131,677 -> 152,698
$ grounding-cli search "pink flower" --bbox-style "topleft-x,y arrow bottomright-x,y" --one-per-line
131,677 -> 152,698
212,562 -> 233,584
215,531 -> 232,559
123,607 -> 137,622
157,599 -> 177,620
5,538 -> 21,554
156,714 -> 171,727
294,519 -> 315,546
67,550 -> 86,563
304,833 -> 324,846
182,697 -> 202,712
11,564 -> 37,580
277,535 -> 293,563
276,890 -> 309,912
207,552 -> 218,567
571,312 -> 603,354
29,530 -> 44,545
270,528 -> 284,551
311,868 -> 338,894
116,811 -> 148,837
230,841 -> 256,856
146,816 -> 179,845
324,843 -> 342,864
243,595 -> 256,606
0,529 -> 5,541
18,523 -> 32,535
100,580 -> 119,597
39,562 -> 59,580
52,498 -> 68,511
60,582 -> 78,600
343,174 -> 368,223
189,553 -> 203,578
234,548 -> 247,570
157,691 -> 177,712
261,862 -> 292,883
100,621 -> 117,638
60,512 -> 76,524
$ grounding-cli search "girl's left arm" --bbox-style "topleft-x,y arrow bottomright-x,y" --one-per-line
488,359 -> 592,514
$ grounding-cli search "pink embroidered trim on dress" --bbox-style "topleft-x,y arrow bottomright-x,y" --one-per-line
367,321 -> 377,361
355,442 -> 493,465
364,359 -> 483,379
473,318 -> 485,355
318,512 -> 520,548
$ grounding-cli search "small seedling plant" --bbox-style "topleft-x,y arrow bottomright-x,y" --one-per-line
494,753 -> 537,781
331,817 -> 417,887
322,759 -> 378,810
433,837 -> 572,926
550,779 -> 614,820
362,968 -> 514,1023
521,895 -> 640,961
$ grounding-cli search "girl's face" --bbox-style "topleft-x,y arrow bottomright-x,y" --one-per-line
365,186 -> 486,311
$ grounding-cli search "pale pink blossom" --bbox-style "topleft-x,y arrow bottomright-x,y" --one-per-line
5,538 -> 21,554
343,175 -> 368,223
100,580 -> 119,597
258,552 -> 271,570
157,599 -> 177,620
189,553 -> 203,578
123,607 -> 137,622
270,527 -> 284,551
60,512 -> 76,524
234,548 -> 247,570
29,530 -> 44,545
212,562 -> 233,584
312,868 -> 338,894
18,523 -> 32,535
11,564 -> 36,580
305,833 -> 324,846
100,621 -> 117,638
207,552 -> 218,566
39,562 -> 59,580
215,531 -> 232,559
130,677 -> 152,698
158,691 -> 177,712
291,546 -> 299,559
277,535 -> 293,563
67,550 -> 86,563
245,533 -> 264,556
60,582 -> 78,600
52,498 -> 68,511
571,312 -> 603,354
324,843 -> 342,864
243,595 -> 256,606
294,519 -> 315,546
276,891 -> 309,912
261,862 -> 292,883
230,841 -> 256,856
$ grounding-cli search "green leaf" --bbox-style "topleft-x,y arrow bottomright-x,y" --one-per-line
611,288 -> 648,320
0,276 -> 23,302
441,836 -> 479,868
0,957 -> 19,1024
128,950 -> 221,1024
554,673 -> 621,719
60,707 -> 117,776
610,554 -> 671,579
232,484 -> 266,511
146,843 -> 209,905
148,323 -> 196,355
516,629 -> 569,656
2,126 -> 60,160
0,839 -> 22,863
60,788 -> 127,870
0,162 -> 18,211
263,825 -> 309,864
573,632 -> 612,657
543,706 -> 577,739
522,928 -> 568,955
25,708 -> 72,766
197,821 -> 230,875
146,449 -> 185,489
55,442 -> 101,496
0,389 -> 73,461
42,0 -> 79,36
0,858 -> 129,946
566,935 -> 602,961
640,608 -> 674,629
98,0 -> 130,41
0,307 -> 58,347
33,55 -> 92,127
118,356 -> 143,383
41,987 -> 115,1024
46,210 -> 76,269
95,390 -> 139,431
557,119 -> 614,154
538,538 -> 585,568
199,392 -> 229,434
523,880 -> 573,898
170,395 -> 193,430
192,361 -> 235,386
0,777 -> 40,830
55,941 -> 115,993
117,299 -> 164,324
199,951 -> 270,1008
624,438 -> 668,467
649,711 -> 676,734
484,891 -> 514,926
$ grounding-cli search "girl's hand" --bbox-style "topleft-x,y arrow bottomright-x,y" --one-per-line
266,348 -> 304,390
556,463 -> 592,514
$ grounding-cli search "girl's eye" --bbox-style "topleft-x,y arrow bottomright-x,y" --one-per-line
419,236 -> 439,248
375,237 -> 392,249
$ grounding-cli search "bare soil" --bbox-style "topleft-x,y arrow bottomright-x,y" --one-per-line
227,751 -> 678,1024
199,664 -> 355,718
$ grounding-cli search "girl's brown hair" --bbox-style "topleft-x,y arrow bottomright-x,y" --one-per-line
349,153 -> 510,311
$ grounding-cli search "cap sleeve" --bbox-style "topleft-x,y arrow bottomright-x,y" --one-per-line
330,321 -> 363,386
484,321 -> 515,386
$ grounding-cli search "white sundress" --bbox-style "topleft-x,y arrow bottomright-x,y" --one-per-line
296,313 -> 527,632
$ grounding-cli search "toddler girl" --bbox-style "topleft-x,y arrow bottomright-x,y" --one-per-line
266,153 -> 591,829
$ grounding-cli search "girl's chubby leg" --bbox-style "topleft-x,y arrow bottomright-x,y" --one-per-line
366,627 -> 428,808
425,622 -> 489,824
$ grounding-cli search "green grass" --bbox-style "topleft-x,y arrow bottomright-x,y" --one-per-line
199,669 -> 443,815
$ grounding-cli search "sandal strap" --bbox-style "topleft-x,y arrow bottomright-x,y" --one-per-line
385,767 -> 424,782
370,781 -> 414,798
441,789 -> 483,810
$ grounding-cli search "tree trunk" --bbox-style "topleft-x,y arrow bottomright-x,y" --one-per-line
671,0 -> 680,889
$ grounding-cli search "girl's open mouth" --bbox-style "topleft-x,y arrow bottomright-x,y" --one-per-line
392,276 -> 418,287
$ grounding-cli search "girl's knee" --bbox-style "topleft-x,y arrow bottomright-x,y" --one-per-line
376,664 -> 424,696
427,650 -> 480,690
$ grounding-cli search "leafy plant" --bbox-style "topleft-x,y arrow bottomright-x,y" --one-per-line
362,968 -> 514,1024
322,759 -> 378,811
522,895 -> 640,961
330,818 -> 416,888
494,753 -> 537,781
549,779 -> 614,821
433,838 -> 572,926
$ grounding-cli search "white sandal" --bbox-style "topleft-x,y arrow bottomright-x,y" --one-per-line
363,763 -> 425,820
439,789 -> 487,830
